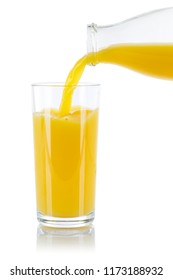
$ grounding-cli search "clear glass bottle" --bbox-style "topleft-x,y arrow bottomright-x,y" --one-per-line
87,7 -> 173,66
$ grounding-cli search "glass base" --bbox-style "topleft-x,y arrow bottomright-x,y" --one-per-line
37,211 -> 95,228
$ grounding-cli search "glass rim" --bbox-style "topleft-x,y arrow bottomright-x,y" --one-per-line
31,82 -> 100,87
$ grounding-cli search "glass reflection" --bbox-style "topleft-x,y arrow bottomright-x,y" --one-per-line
37,224 -> 95,251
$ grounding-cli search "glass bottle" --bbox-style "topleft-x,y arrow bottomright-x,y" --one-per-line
87,7 -> 173,72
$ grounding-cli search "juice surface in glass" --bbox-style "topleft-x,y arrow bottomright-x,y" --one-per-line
33,107 -> 98,218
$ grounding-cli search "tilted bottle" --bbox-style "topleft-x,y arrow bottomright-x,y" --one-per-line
87,8 -> 173,79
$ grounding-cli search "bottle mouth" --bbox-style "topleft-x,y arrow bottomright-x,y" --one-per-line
87,23 -> 98,65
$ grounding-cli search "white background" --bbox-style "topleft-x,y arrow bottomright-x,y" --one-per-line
0,0 -> 173,279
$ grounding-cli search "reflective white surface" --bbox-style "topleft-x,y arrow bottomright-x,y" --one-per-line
37,224 -> 95,251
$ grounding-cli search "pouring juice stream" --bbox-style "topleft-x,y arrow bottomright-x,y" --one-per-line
33,8 -> 173,220
34,43 -> 173,217
59,44 -> 173,116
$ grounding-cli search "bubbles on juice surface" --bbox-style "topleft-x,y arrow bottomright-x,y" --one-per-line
33,107 -> 94,124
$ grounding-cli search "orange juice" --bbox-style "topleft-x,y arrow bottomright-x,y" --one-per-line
33,107 -> 98,217
34,44 -> 173,221
59,44 -> 173,116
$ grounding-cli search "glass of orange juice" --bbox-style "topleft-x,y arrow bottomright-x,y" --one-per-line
32,83 -> 100,228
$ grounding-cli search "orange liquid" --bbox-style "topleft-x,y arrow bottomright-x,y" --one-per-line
34,43 -> 173,218
59,44 -> 173,116
33,107 -> 98,217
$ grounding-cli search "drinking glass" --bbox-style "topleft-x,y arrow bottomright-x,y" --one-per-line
32,83 -> 100,228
